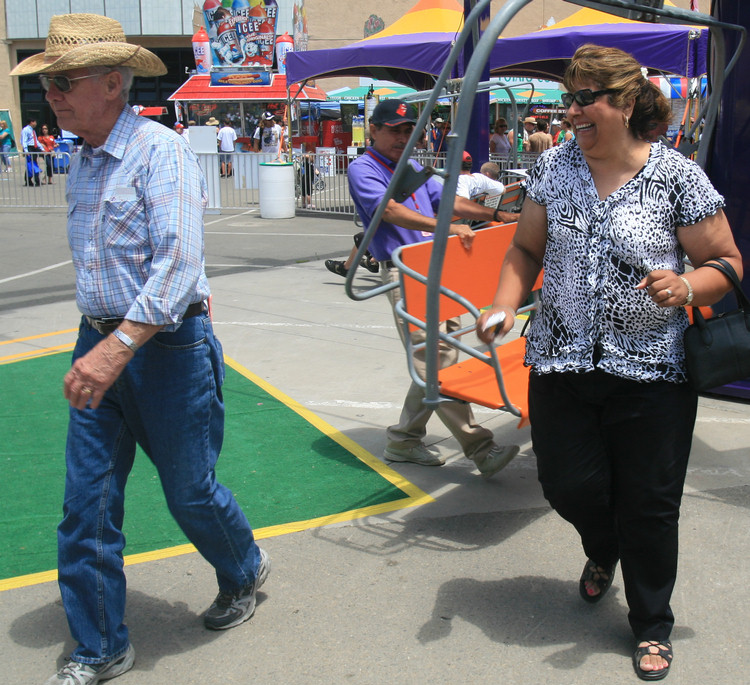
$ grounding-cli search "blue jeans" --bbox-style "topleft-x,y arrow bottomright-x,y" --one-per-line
59,314 -> 260,664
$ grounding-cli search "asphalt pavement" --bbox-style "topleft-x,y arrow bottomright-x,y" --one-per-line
1,207 -> 748,684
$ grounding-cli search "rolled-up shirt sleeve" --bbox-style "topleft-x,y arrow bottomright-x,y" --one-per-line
126,139 -> 208,327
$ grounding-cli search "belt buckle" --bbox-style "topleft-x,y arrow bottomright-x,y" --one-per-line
87,316 -> 122,335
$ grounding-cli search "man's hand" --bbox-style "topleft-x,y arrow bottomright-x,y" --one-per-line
496,210 -> 520,224
449,223 -> 476,249
64,320 -> 162,410
64,336 -> 133,410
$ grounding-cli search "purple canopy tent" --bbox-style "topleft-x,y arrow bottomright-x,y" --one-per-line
286,0 -> 466,90
286,33 -> 458,89
489,21 -> 707,80
286,14 -> 707,87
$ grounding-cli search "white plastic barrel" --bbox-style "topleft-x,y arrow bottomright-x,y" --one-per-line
258,162 -> 295,219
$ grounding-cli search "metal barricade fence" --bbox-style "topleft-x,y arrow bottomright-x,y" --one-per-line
0,151 -> 70,208
0,149 -> 539,214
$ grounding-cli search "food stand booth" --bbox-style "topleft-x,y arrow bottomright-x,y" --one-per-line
169,0 -> 327,202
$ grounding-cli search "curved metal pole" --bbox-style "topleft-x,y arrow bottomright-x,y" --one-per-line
423,0 -> 533,410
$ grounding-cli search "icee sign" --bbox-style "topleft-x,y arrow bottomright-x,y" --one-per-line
202,0 -> 279,68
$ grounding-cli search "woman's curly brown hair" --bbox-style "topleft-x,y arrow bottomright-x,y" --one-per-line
563,44 -> 672,140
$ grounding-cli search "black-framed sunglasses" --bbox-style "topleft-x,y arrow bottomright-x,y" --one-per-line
561,88 -> 618,109
39,72 -> 109,93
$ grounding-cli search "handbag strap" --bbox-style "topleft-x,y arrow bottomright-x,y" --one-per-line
700,258 -> 750,309
691,258 -> 750,330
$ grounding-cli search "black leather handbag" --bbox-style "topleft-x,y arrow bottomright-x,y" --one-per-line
684,258 -> 750,391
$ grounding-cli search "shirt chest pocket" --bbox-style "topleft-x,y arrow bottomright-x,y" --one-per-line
102,197 -> 146,249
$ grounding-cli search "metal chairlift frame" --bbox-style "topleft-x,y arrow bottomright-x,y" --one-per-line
343,0 -> 746,414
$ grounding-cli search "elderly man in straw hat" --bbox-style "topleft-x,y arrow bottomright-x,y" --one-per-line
11,14 -> 270,684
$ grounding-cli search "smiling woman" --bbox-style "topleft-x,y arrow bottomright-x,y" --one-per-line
477,43 -> 742,683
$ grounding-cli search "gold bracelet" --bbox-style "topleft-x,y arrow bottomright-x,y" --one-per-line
679,276 -> 694,306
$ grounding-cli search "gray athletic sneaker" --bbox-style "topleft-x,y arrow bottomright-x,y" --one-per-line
45,644 -> 134,684
383,443 -> 446,466
476,444 -> 520,479
203,547 -> 271,630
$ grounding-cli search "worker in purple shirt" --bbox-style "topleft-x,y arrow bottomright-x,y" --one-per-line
348,99 -> 520,476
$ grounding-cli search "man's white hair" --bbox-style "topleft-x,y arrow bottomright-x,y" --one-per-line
89,65 -> 134,101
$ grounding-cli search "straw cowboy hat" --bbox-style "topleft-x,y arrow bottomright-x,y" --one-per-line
205,117 -> 220,126
9,13 -> 166,77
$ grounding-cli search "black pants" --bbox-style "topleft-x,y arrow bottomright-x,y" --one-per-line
529,370 -> 698,641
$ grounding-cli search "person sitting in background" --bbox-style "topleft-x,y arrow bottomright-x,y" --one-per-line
455,152 -> 506,201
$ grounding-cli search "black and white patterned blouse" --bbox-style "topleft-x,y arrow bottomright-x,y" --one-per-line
525,140 -> 725,383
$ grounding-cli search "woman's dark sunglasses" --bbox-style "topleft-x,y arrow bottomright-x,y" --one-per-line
39,72 -> 109,93
561,88 -> 618,108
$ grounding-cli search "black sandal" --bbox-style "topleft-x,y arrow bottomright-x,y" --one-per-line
578,559 -> 617,604
633,641 -> 673,681
361,255 -> 380,273
325,259 -> 348,278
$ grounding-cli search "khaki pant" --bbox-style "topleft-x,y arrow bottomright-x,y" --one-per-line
381,265 -> 494,462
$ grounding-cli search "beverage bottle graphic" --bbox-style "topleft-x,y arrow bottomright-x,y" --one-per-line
214,9 -> 243,64
275,32 -> 293,74
192,27 -> 212,73
232,0 -> 253,63
202,0 -> 222,39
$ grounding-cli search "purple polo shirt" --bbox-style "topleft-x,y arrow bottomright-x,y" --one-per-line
348,147 -> 443,262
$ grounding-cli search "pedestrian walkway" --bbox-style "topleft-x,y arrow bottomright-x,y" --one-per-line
1,209 -> 748,684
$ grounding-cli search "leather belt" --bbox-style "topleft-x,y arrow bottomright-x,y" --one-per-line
85,301 -> 206,335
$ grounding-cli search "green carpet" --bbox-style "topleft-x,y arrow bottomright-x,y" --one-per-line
0,352 -> 426,586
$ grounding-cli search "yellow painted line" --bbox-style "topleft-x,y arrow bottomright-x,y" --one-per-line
224,356 -> 433,502
0,570 -> 59,592
0,328 -> 78,346
0,491 -> 429,592
0,343 -> 75,365
0,352 -> 434,592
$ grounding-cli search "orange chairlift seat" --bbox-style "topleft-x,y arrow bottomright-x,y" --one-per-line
392,221 -> 542,429
469,178 -> 527,213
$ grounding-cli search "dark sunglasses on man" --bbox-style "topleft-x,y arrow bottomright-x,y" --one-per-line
39,72 -> 111,93
561,88 -> 618,109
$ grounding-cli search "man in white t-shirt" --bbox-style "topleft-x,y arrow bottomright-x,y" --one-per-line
217,119 -> 237,177
455,152 -> 506,201
253,111 -> 282,156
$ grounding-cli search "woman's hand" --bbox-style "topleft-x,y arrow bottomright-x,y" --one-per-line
477,305 -> 516,345
636,270 -> 688,307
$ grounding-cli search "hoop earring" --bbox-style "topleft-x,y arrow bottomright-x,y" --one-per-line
624,115 -> 630,129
